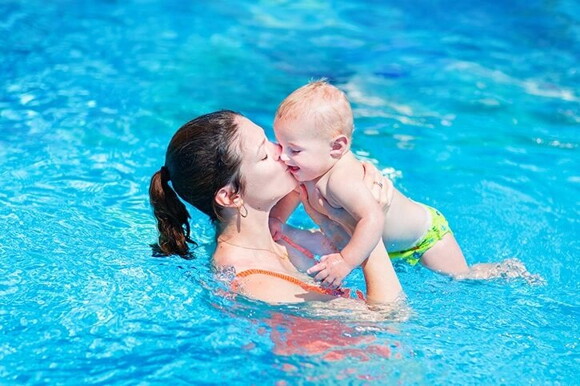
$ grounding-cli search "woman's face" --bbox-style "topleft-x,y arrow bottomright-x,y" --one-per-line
235,116 -> 297,210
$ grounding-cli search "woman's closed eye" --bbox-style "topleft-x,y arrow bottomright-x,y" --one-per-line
260,142 -> 273,161
264,142 -> 282,160
290,149 -> 301,155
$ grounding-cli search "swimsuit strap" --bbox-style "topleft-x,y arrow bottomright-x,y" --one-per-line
278,234 -> 316,259
235,269 -> 365,300
236,269 -> 341,296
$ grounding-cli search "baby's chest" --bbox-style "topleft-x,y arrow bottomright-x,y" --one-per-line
303,183 -> 340,214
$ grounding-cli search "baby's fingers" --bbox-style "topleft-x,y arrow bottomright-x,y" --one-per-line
314,269 -> 329,282
311,263 -> 330,281
320,272 -> 336,286
306,262 -> 325,275
322,277 -> 342,289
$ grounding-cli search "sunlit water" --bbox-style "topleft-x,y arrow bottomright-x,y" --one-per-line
1,0 -> 578,383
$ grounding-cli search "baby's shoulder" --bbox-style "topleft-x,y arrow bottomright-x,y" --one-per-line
326,157 -> 365,188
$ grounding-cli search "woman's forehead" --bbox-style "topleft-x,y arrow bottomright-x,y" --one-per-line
236,116 -> 267,146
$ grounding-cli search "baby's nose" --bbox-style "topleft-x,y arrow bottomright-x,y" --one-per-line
279,150 -> 290,162
273,143 -> 284,160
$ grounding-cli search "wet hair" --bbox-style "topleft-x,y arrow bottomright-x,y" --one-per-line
149,110 -> 244,258
275,79 -> 354,138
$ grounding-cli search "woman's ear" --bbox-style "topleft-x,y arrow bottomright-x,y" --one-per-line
330,135 -> 350,158
215,185 -> 239,208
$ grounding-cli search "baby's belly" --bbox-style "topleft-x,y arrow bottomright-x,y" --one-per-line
383,190 -> 430,252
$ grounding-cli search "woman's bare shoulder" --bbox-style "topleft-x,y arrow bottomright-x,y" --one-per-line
213,243 -> 252,271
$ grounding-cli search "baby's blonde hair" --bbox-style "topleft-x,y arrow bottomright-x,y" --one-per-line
275,80 -> 354,138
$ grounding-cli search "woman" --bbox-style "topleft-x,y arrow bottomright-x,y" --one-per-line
149,110 -> 403,304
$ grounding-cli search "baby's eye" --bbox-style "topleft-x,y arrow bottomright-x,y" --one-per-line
261,154 -> 269,161
290,149 -> 301,155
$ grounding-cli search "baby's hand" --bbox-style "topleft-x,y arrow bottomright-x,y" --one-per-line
306,253 -> 354,289
268,217 -> 285,241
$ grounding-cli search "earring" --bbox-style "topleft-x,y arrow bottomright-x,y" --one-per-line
237,204 -> 248,218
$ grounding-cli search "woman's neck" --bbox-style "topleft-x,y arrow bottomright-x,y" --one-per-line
218,209 -> 277,250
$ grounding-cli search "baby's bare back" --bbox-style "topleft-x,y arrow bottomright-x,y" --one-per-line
383,189 -> 430,252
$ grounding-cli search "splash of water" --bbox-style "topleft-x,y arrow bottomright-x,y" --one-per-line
458,258 -> 545,285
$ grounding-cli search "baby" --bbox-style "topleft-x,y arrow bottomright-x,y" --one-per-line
270,80 -> 471,288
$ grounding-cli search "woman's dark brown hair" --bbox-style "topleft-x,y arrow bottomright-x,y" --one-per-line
149,110 -> 244,257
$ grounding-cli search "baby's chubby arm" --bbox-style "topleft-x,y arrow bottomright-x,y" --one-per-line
308,165 -> 385,288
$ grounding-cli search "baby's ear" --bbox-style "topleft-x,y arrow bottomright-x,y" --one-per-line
330,135 -> 349,158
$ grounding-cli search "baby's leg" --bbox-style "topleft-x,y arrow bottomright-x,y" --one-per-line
420,233 -> 542,283
420,233 -> 469,276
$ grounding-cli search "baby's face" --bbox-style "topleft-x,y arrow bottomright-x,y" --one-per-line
274,115 -> 336,182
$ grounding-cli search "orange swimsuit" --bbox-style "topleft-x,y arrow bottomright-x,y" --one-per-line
232,235 -> 365,300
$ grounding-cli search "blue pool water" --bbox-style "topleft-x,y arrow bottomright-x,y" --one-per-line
1,0 -> 578,383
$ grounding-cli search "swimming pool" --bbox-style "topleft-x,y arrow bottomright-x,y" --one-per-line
1,0 -> 578,383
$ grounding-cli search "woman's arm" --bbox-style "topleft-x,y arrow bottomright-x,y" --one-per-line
269,190 -> 301,240
361,242 -> 403,304
270,189 -> 301,223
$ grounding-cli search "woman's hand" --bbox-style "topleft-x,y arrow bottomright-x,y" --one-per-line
361,161 -> 394,213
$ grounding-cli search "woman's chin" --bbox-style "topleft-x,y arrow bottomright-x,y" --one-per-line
281,181 -> 298,198
282,169 -> 299,187
278,178 -> 298,199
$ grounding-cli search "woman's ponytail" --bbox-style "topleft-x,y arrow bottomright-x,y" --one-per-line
149,166 -> 195,257
148,110 -> 244,258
